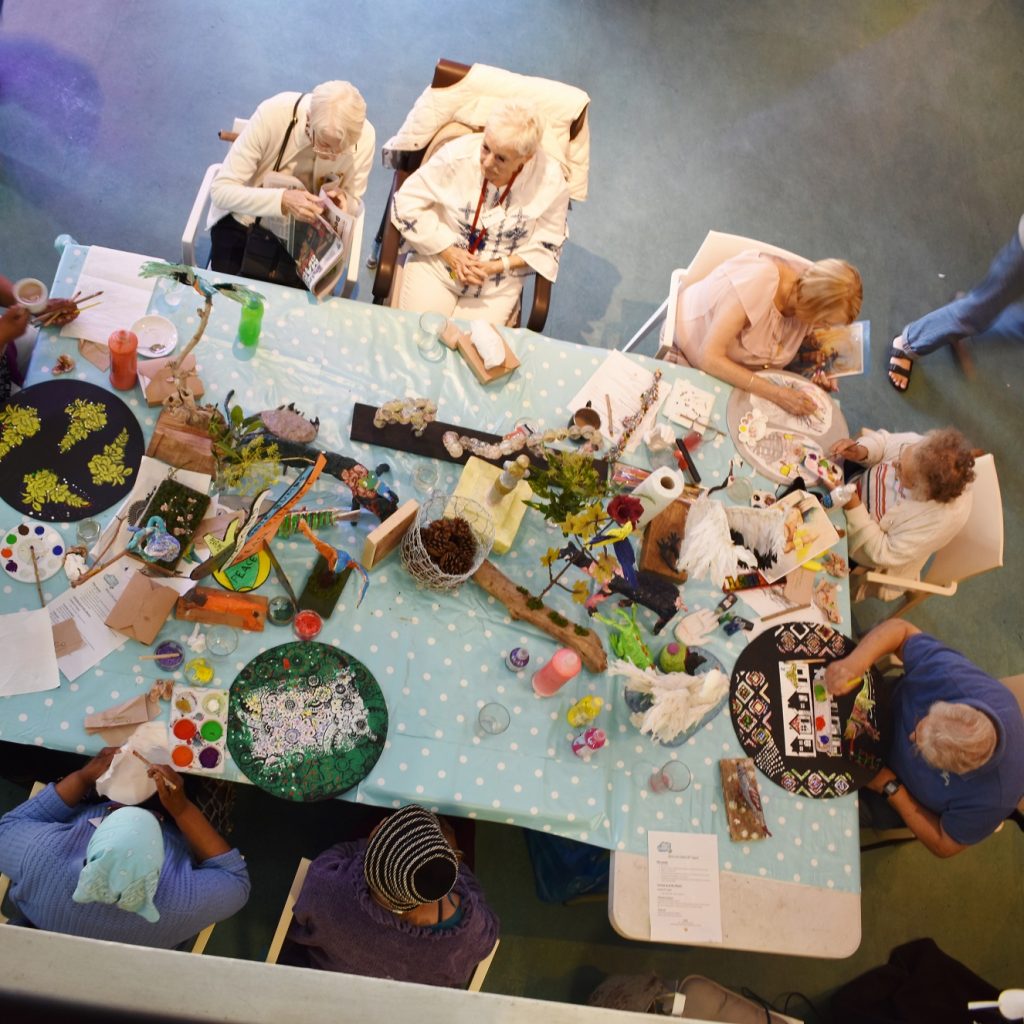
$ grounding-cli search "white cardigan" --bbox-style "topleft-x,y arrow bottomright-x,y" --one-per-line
845,429 -> 972,599
207,91 -> 374,229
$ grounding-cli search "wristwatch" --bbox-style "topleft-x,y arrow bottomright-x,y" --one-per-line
881,777 -> 903,799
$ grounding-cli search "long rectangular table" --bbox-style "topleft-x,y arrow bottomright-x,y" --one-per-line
0,240 -> 861,955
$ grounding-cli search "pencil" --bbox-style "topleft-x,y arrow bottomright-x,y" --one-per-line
132,749 -> 177,790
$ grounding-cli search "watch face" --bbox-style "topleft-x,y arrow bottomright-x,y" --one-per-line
883,779 -> 901,796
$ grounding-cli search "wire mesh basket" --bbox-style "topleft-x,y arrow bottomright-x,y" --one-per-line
401,493 -> 495,590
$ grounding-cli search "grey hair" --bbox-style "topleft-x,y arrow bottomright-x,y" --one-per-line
915,701 -> 997,774
485,101 -> 544,158
308,81 -> 367,150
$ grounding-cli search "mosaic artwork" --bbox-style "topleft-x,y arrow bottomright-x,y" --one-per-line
0,381 -> 144,522
227,641 -> 388,802
729,623 -> 884,798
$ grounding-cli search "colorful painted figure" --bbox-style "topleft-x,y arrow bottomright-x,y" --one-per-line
592,604 -> 653,669
127,515 -> 181,563
571,727 -> 607,759
566,695 -> 604,729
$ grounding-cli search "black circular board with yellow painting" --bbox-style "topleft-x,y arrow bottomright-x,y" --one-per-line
729,622 -> 886,798
0,380 -> 144,522
227,641 -> 388,801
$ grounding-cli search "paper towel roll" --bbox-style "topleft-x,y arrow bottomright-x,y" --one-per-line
631,468 -> 685,528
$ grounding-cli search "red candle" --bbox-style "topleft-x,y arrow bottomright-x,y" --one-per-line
293,609 -> 323,641
108,330 -> 138,390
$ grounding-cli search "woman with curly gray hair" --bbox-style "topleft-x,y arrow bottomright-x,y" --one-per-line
829,426 -> 976,600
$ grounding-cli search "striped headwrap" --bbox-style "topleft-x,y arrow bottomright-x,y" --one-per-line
363,805 -> 459,914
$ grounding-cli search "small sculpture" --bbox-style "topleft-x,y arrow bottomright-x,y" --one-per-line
592,605 -> 653,669
127,515 -> 181,563
490,454 -> 530,500
441,423 -> 599,461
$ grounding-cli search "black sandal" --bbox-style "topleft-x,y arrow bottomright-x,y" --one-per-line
887,347 -> 913,392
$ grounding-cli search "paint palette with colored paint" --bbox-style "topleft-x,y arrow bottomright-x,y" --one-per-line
169,686 -> 228,775
1,521 -> 65,583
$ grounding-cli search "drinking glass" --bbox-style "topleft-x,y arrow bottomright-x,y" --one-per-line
417,312 -> 448,363
205,625 -> 239,656
477,702 -> 511,736
412,461 -> 440,494
76,519 -> 102,549
648,760 -> 692,794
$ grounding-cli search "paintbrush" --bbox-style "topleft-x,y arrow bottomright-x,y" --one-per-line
28,545 -> 46,608
131,749 -> 177,790
759,602 -> 812,624
263,541 -> 300,608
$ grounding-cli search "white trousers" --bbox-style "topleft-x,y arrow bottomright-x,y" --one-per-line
396,253 -> 522,326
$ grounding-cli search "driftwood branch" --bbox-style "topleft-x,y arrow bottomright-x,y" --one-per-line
471,559 -> 607,673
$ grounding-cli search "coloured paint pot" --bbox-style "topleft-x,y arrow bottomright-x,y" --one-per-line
203,694 -> 224,716
198,747 -> 221,769
200,720 -> 223,743
155,641 -> 185,671
172,719 -> 197,741
292,609 -> 323,641
172,745 -> 194,767
184,658 -> 214,685
174,694 -> 195,714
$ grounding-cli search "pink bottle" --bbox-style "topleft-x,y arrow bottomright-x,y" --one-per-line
532,647 -> 582,696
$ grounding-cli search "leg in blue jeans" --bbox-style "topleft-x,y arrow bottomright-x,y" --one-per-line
903,228 -> 1024,357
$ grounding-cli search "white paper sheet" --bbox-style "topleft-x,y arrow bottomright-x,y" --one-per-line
740,585 -> 828,639
647,830 -> 722,943
568,350 -> 664,453
60,246 -> 157,345
663,377 -> 716,434
0,608 -> 61,697
46,557 -> 137,681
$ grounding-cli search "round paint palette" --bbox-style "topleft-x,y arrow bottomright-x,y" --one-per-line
1,521 -> 65,583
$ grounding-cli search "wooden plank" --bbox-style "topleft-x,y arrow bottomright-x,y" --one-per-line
175,586 -> 267,631
638,498 -> 689,583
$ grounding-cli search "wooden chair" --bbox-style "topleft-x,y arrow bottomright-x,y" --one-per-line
862,453 -> 1003,616
180,118 -> 363,297
265,856 -> 500,990
369,59 -> 590,333
621,229 -> 802,356
861,673 -> 1024,850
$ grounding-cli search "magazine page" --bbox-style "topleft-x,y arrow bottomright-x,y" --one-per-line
789,321 -> 870,380
293,189 -> 362,299
258,171 -> 305,243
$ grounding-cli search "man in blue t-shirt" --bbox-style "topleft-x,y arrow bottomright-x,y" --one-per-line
825,619 -> 1024,857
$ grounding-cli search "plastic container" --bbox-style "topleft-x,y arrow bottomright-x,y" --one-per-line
108,330 -> 139,390
238,297 -> 264,348
532,647 -> 582,697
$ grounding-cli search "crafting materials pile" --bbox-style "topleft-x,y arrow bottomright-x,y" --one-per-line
401,493 -> 494,590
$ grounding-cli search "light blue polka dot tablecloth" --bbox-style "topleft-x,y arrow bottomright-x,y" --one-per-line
0,241 -> 859,894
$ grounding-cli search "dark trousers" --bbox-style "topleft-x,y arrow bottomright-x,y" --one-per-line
209,215 -> 305,290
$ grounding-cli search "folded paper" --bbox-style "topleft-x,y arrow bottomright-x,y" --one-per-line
52,617 -> 86,657
138,352 -> 204,406
104,571 -> 179,645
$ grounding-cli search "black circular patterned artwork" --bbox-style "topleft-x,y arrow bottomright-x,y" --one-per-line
228,641 -> 388,802
729,623 -> 885,798
0,380 -> 144,522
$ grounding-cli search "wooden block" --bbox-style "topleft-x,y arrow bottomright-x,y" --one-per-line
455,330 -> 520,385
145,408 -> 217,475
175,586 -> 267,631
638,498 -> 689,583
362,499 -> 419,569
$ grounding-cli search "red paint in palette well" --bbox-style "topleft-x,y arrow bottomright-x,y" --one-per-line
0,549 -> 11,558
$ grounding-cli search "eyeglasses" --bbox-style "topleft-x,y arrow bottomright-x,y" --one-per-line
305,124 -> 343,159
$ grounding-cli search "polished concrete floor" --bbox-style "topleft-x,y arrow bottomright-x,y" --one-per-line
1,0 -> 1022,1014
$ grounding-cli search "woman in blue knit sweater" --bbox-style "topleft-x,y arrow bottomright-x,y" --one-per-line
0,749 -> 250,948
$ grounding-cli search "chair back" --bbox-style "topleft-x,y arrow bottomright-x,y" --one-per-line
922,453 -> 1003,587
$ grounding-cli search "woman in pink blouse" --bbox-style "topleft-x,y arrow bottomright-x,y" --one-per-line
669,250 -> 862,415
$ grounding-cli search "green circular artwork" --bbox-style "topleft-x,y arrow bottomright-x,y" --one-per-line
227,641 -> 388,802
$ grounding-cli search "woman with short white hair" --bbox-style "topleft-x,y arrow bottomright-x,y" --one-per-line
391,100 -> 570,325
208,81 -> 374,285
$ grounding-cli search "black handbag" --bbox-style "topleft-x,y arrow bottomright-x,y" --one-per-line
238,93 -> 306,287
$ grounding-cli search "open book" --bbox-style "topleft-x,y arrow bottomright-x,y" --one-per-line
260,172 -> 362,300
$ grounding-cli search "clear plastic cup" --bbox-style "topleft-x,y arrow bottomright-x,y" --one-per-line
417,312 -> 448,363
205,625 -> 239,656
477,702 -> 511,735
648,760 -> 692,794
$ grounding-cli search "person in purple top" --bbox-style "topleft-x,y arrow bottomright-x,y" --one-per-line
0,749 -> 250,947
281,804 -> 499,987
826,620 -> 1024,858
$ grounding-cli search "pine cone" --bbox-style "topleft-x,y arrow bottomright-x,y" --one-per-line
420,515 -> 478,576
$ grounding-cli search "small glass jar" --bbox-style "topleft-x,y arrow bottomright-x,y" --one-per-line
108,330 -> 139,390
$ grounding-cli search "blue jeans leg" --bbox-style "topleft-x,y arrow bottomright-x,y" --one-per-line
903,228 -> 1024,356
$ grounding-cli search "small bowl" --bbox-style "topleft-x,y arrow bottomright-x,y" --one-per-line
131,314 -> 179,358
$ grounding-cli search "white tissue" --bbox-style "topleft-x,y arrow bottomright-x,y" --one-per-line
470,320 -> 506,369
96,721 -> 171,805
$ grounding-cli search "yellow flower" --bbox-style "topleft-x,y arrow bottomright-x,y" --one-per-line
88,428 -> 134,486
592,552 -> 619,586
540,547 -> 561,568
560,503 -> 605,538
571,580 -> 590,604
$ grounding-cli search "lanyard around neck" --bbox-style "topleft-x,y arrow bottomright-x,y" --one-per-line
467,170 -> 520,255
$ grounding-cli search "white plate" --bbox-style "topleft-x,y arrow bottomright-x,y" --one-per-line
2,521 -> 66,583
131,314 -> 178,358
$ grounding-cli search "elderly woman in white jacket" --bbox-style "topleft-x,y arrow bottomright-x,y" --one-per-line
391,101 -> 570,325
830,427 -> 976,600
